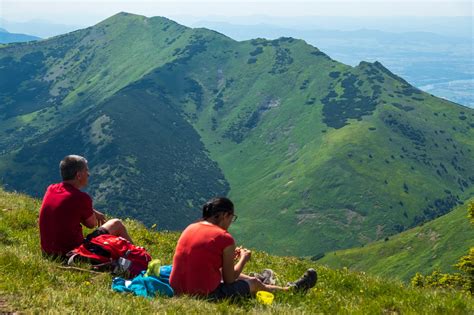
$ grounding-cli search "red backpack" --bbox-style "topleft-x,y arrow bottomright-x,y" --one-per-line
67,234 -> 152,277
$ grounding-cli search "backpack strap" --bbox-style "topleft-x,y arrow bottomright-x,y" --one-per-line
91,261 -> 115,270
67,253 -> 80,266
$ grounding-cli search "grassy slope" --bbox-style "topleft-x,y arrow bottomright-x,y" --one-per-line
318,199 -> 474,281
0,189 -> 472,314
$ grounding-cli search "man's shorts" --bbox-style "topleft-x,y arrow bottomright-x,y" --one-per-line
84,226 -> 109,241
208,280 -> 251,300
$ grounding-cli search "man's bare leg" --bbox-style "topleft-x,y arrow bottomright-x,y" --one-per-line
101,219 -> 133,243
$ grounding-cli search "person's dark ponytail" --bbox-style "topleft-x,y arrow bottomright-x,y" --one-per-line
202,197 -> 234,219
202,202 -> 214,218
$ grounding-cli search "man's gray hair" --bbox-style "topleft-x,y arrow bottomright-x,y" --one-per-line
59,155 -> 88,181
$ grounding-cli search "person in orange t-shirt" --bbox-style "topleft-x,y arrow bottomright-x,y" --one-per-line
170,197 -> 317,300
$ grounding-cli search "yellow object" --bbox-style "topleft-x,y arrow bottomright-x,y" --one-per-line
256,291 -> 274,305
145,259 -> 161,277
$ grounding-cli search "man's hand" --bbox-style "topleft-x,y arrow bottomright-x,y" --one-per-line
94,209 -> 106,226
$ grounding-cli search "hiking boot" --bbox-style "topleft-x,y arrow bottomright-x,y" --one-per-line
288,268 -> 317,292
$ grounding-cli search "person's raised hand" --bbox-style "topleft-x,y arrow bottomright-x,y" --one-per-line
94,209 -> 106,226
239,247 -> 252,263
234,246 -> 242,259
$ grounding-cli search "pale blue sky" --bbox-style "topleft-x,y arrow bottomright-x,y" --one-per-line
1,0 -> 472,26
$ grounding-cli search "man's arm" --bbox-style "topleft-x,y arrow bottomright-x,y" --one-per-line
83,209 -> 106,228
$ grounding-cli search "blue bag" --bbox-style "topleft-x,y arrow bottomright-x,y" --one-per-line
112,266 -> 174,298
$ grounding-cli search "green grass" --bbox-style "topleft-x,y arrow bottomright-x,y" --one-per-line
318,199 -> 474,281
0,189 -> 472,314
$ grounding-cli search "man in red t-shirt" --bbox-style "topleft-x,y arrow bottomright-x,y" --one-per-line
39,155 -> 133,257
